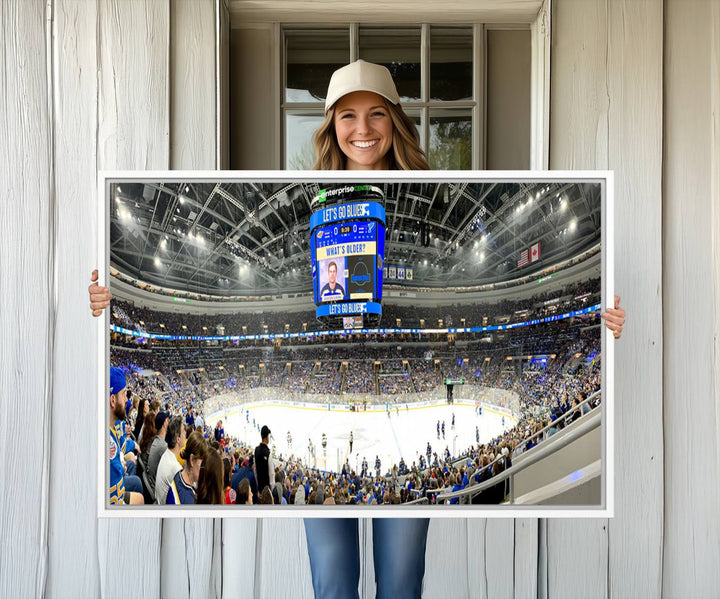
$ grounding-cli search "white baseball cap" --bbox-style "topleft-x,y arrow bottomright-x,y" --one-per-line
324,60 -> 400,112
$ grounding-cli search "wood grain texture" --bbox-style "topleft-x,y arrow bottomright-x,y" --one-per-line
170,0 -> 216,170
424,519 -> 470,598
605,2 -> 664,597
546,521 -> 607,599
663,1 -> 720,595
513,519 -> 539,598
97,0 -> 169,171
550,1 -> 665,597
466,519 -> 515,599
546,1 -> 609,595
47,0 -> 102,596
256,518 -> 314,598
220,519 -> 258,598
162,1 -> 219,597
97,1 -> 169,596
550,0 -> 609,171
0,1 -> 52,598
159,519 -> 219,599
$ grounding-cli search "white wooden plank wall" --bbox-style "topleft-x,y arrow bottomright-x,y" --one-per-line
0,1 -> 52,598
605,2 -> 664,597
170,0 -> 217,171
548,2 -> 610,595
47,0 -> 102,597
662,1 -> 720,596
3,0 -> 720,597
95,0 -> 169,596
163,1 -> 221,598
549,1 -> 664,598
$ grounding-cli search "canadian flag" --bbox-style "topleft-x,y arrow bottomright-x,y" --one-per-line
530,242 -> 541,263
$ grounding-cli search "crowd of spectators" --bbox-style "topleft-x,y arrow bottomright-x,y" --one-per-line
111,322 -> 601,507
108,275 -> 604,506
109,278 -> 600,340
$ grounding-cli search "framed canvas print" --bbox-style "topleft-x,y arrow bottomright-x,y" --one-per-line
97,171 -> 614,518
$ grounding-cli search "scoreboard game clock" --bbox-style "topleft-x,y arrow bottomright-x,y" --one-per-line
309,185 -> 386,327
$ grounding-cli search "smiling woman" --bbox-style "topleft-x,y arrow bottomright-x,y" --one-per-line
311,60 -> 430,171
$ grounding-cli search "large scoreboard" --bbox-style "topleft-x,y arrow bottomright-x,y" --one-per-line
309,185 -> 386,326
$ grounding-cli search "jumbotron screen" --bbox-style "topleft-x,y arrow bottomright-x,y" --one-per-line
310,195 -> 386,324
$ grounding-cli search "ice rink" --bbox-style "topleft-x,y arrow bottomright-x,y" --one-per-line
208,400 -> 517,474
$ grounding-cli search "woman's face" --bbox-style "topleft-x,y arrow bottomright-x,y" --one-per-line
333,91 -> 393,170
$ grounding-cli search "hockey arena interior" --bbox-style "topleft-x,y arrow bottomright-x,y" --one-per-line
108,179 -> 605,508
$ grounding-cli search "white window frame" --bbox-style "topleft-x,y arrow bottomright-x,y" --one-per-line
229,0 -> 551,170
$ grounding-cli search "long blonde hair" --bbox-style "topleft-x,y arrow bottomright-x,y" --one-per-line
312,100 -> 430,171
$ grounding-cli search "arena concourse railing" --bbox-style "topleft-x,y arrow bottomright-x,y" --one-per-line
435,409 -> 601,505
404,496 -> 429,505
512,390 -> 600,457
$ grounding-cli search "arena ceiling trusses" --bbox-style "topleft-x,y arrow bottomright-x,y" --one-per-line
109,180 -> 601,298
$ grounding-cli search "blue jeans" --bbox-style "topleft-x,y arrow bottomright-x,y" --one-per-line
123,474 -> 143,495
303,518 -> 430,599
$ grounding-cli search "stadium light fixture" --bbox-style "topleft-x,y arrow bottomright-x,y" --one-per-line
154,256 -> 161,267
569,219 -> 577,232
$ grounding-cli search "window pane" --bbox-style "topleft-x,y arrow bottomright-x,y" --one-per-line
430,27 -> 473,101
286,30 -> 349,103
359,28 -> 421,102
402,109 -> 423,149
429,109 -> 472,170
285,112 -> 324,169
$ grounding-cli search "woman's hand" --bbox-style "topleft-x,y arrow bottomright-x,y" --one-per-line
601,295 -> 625,339
89,269 -> 112,316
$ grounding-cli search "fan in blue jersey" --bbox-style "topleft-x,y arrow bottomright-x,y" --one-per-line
319,261 -> 345,301
109,366 -> 143,505
114,419 -> 137,456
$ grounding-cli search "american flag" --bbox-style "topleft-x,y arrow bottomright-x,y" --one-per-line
518,249 -> 529,268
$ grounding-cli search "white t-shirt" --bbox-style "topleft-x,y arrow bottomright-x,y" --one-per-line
155,449 -> 182,505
